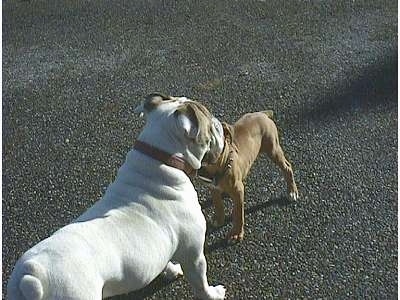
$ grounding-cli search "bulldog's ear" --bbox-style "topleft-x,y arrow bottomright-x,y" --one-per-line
174,106 -> 199,140
175,102 -> 212,144
134,93 -> 171,116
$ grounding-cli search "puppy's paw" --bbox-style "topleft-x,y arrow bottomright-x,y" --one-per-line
211,218 -> 224,228
226,228 -> 244,243
289,190 -> 299,201
196,285 -> 226,300
163,262 -> 183,281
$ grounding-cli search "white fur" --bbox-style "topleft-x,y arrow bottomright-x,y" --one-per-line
163,262 -> 184,281
7,99 -> 225,299
177,113 -> 198,139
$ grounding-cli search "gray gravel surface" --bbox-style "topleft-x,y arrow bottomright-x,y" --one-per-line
3,0 -> 397,299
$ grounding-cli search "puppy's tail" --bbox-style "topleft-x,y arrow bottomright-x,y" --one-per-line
8,260 -> 48,300
262,110 -> 274,119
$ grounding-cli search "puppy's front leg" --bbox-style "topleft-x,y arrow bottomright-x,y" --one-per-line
227,182 -> 245,242
211,189 -> 225,227
182,253 -> 225,300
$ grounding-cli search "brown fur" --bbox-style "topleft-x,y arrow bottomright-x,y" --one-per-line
199,111 -> 298,242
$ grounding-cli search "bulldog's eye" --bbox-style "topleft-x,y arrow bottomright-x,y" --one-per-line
211,118 -> 223,135
195,137 -> 209,147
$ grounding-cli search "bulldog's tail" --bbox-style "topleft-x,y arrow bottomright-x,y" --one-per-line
262,110 -> 274,119
19,274 -> 44,300
8,260 -> 47,300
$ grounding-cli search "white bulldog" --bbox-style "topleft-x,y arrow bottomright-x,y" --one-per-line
7,93 -> 226,300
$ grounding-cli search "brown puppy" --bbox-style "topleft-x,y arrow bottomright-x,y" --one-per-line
198,111 -> 298,242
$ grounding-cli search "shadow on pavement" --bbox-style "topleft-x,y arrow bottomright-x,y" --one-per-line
206,195 -> 291,252
297,52 -> 397,123
108,275 -> 172,300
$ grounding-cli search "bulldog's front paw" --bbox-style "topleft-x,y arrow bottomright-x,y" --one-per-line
208,285 -> 226,300
196,285 -> 226,300
226,228 -> 244,243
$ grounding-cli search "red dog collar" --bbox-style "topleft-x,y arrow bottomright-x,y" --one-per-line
133,140 -> 196,177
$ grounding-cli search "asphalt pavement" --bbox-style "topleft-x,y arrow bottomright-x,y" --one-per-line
3,0 -> 397,299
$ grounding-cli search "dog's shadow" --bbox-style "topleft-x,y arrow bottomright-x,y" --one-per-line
205,194 -> 291,253
108,276 -> 172,300
110,195 -> 290,299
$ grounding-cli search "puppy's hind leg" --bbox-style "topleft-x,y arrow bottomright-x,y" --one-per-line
266,139 -> 298,200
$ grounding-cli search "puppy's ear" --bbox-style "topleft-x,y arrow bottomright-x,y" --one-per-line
222,122 -> 238,152
222,122 -> 234,143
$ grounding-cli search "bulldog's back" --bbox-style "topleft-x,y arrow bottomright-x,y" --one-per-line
8,94 -> 226,300
8,149 -> 198,299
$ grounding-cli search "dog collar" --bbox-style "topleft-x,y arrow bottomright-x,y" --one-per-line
133,140 -> 196,177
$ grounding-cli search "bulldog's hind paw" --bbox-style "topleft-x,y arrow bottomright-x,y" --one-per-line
196,285 -> 226,300
163,262 -> 183,281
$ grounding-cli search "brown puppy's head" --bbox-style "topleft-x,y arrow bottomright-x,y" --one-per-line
221,122 -> 234,144
202,121 -> 235,162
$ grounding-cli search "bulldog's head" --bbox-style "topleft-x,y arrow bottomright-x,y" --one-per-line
134,93 -> 224,170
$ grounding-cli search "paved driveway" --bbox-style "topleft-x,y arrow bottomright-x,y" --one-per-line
3,1 -> 397,299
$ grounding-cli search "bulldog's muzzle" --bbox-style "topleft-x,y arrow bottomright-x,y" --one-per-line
203,117 -> 224,164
